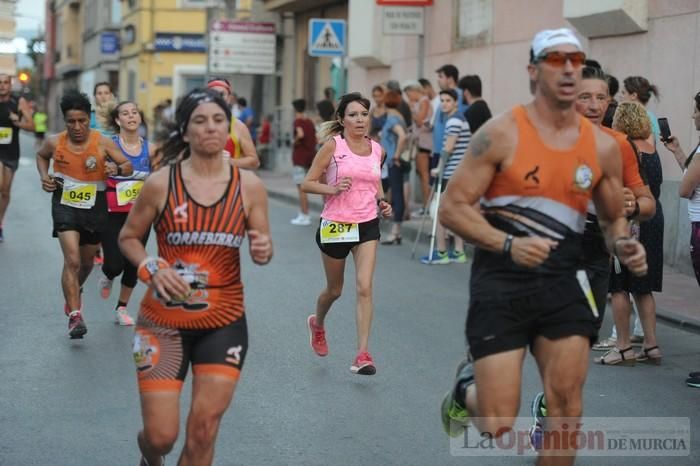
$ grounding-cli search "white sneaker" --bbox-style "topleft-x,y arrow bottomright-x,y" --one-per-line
115,306 -> 135,326
99,276 -> 113,300
290,214 -> 311,226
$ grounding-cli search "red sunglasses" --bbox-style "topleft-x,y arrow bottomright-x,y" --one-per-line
535,51 -> 587,68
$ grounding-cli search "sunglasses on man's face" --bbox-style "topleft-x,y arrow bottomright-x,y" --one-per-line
535,51 -> 587,68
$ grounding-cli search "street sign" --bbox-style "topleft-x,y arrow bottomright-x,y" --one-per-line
100,32 -> 120,54
308,19 -> 346,57
209,20 -> 276,75
154,33 -> 206,52
382,6 -> 424,35
377,0 -> 433,5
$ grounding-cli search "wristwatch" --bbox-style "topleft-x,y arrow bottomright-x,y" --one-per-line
137,257 -> 169,284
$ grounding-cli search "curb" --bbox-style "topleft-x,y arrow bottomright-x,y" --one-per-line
655,309 -> 700,335
267,185 -> 700,333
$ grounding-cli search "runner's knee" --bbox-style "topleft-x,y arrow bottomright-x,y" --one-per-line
186,412 -> 222,451
324,285 -> 343,301
356,280 -> 372,300
143,427 -> 178,455
543,380 -> 584,418
63,255 -> 81,273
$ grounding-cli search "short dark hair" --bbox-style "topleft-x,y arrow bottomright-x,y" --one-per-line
458,75 -> 482,97
60,89 -> 92,116
607,74 -> 620,97
436,64 -> 459,83
439,89 -> 458,101
324,87 -> 335,100
582,66 -> 607,82
418,78 -> 432,88
695,91 -> 700,113
584,59 -> 602,70
237,97 -> 247,107
93,81 -> 112,96
384,90 -> 402,109
292,98 -> 306,113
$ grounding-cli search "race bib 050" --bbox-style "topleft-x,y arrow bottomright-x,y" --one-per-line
116,180 -> 144,206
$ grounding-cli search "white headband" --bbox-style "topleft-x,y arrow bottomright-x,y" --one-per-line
531,28 -> 582,58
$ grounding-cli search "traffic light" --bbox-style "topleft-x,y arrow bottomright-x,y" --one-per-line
18,72 -> 30,84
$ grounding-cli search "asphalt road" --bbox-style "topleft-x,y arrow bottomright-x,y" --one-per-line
1,134 -> 699,465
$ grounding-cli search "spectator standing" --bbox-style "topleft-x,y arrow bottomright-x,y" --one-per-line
620,76 -> 661,143
597,101 -> 663,366
316,87 -> 336,122
403,80 -> 433,214
380,90 -> 408,244
291,99 -> 317,226
662,91 -> 700,387
458,75 -> 492,133
370,84 -> 387,140
258,114 -> 272,169
431,65 -> 466,171
420,89 -> 470,264
238,97 -> 256,143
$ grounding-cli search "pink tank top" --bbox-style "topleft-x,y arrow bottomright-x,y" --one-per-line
321,135 -> 383,223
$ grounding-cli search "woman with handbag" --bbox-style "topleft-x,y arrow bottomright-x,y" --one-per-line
379,90 -> 408,244
97,101 -> 155,325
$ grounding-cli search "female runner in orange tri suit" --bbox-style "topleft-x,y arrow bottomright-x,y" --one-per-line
119,88 -> 272,466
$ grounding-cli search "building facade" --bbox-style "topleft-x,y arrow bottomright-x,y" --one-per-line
80,0 -> 122,100
0,0 -> 17,77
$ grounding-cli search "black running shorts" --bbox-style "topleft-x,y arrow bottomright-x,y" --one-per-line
0,155 -> 19,172
51,189 -> 107,245
133,315 -> 249,393
465,274 -> 598,361
315,217 -> 380,260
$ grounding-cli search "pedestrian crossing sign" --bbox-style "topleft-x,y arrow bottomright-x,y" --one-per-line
308,19 -> 346,57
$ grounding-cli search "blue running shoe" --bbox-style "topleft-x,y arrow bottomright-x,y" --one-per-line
421,250 -> 450,265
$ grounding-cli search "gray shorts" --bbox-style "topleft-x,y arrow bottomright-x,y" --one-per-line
292,165 -> 308,185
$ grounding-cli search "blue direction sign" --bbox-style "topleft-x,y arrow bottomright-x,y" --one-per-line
308,19 -> 346,57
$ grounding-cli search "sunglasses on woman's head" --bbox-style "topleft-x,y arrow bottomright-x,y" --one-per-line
535,51 -> 587,68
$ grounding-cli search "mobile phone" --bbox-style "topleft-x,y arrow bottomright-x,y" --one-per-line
658,117 -> 671,142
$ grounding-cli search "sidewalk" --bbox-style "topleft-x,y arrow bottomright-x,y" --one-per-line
260,170 -> 700,333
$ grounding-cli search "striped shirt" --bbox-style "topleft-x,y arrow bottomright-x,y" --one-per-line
443,113 -> 471,179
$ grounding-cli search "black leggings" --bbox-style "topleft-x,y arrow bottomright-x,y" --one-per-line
101,212 -> 149,288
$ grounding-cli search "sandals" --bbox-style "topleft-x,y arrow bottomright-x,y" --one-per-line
592,337 -> 617,352
635,345 -> 662,365
594,346 -> 636,366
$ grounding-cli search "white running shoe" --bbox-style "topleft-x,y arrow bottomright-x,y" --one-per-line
115,306 -> 135,326
99,276 -> 113,300
290,213 -> 311,226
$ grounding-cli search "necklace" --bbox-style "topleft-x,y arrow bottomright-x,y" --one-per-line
119,135 -> 142,153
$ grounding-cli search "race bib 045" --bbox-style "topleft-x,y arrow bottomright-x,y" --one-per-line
116,180 -> 144,206
60,180 -> 97,209
319,218 -> 359,244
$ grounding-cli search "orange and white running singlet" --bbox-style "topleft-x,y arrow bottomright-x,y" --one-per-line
134,163 -> 248,392
140,163 -> 247,329
470,105 -> 602,298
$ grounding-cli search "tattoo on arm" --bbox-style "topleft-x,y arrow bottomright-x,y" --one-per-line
470,130 -> 491,157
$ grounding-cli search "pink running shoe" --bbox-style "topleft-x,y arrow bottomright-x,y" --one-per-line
68,311 -> 87,339
307,314 -> 328,357
351,351 -> 376,375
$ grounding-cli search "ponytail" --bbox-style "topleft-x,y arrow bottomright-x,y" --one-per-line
317,120 -> 343,143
